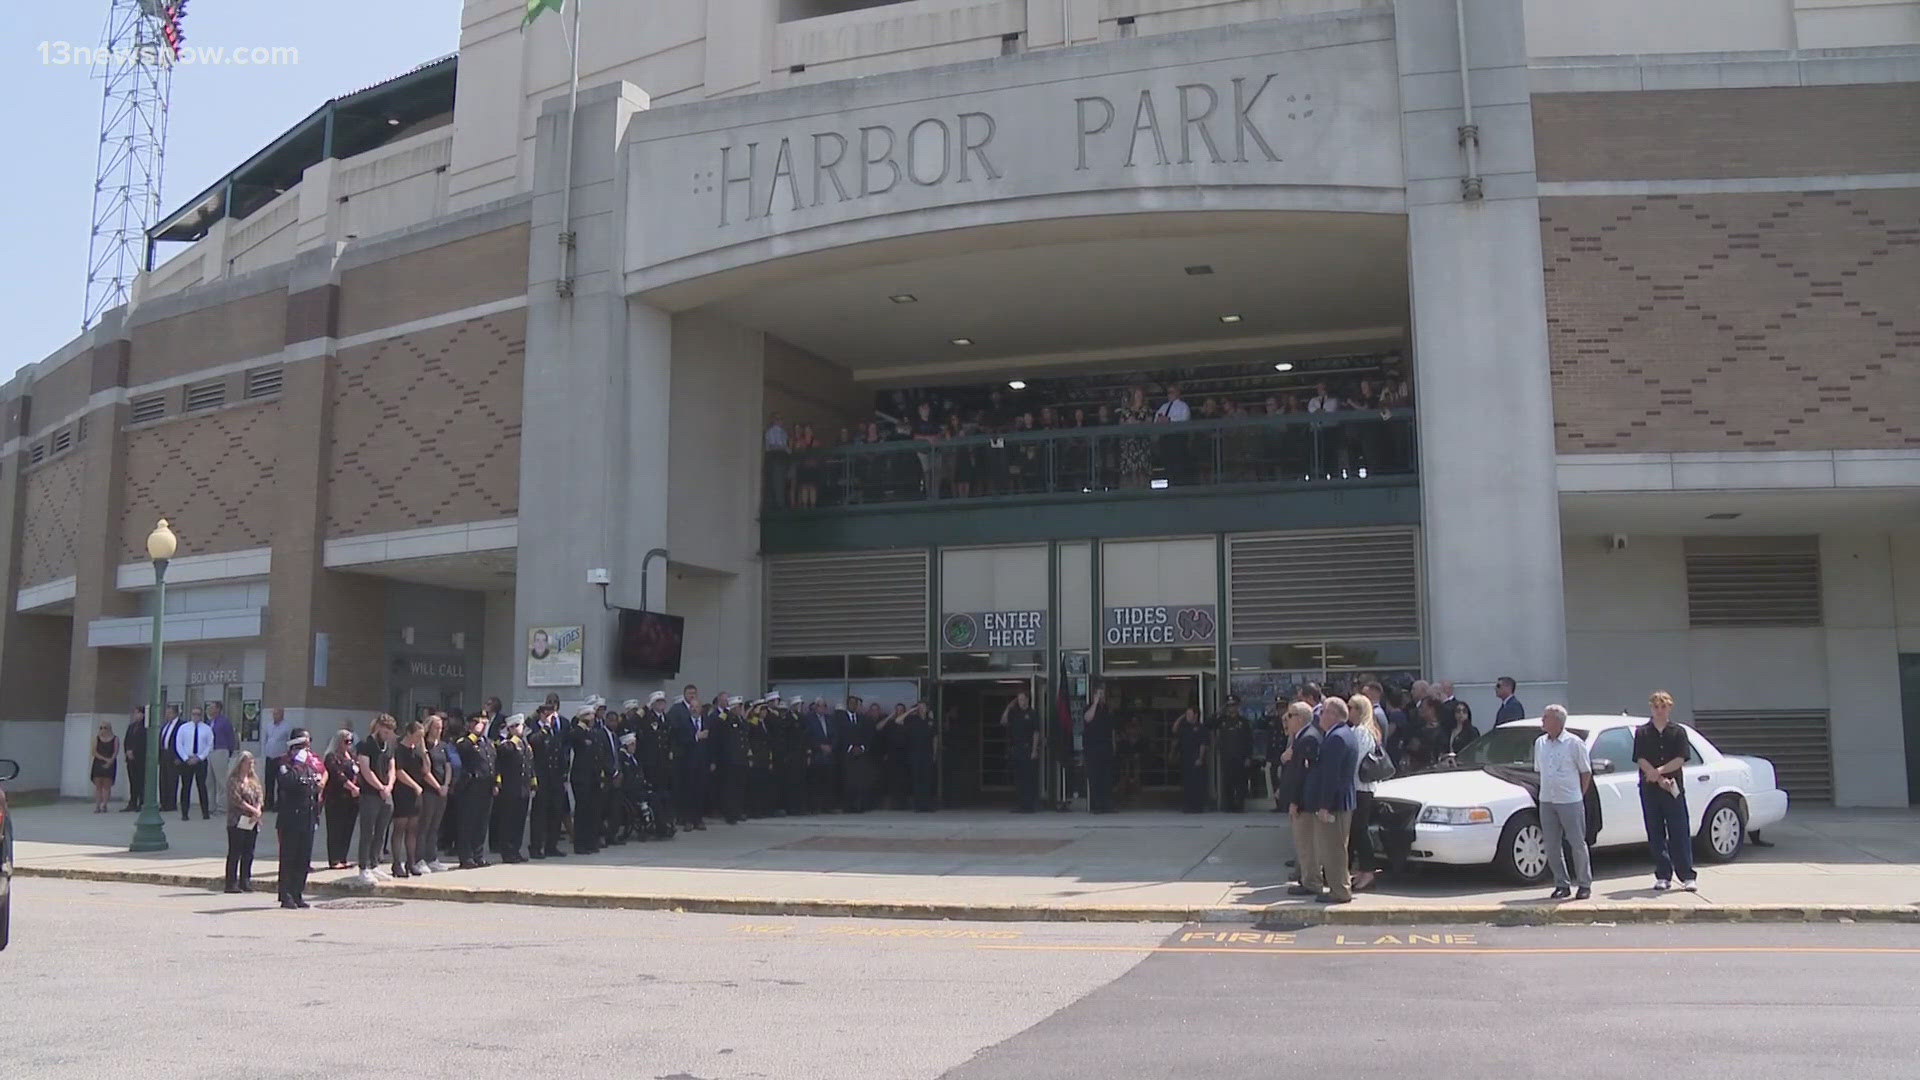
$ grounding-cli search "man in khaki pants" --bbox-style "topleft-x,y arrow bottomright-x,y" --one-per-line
1302,697 -> 1359,903
1277,703 -> 1322,896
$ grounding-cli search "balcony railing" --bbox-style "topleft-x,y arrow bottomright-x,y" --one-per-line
763,410 -> 1416,512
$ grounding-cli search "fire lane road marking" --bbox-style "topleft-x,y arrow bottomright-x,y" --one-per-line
976,942 -> 1920,957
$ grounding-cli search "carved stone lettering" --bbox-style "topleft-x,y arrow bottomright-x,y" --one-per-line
1125,89 -> 1168,168
860,124 -> 900,196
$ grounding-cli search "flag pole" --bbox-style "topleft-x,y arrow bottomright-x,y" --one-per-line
555,0 -> 583,297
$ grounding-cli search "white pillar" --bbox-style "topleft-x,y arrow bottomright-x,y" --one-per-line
1396,0 -> 1567,721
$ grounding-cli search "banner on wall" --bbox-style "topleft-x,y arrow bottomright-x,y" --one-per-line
940,610 -> 1046,651
241,700 -> 261,742
1101,605 -> 1218,647
526,625 -> 584,688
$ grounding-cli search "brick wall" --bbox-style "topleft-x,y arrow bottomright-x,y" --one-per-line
325,309 -> 525,538
1534,86 -> 1920,181
1542,189 -> 1920,453
127,290 -> 287,386
18,453 -> 84,588
120,402 -> 282,560
336,225 -> 530,338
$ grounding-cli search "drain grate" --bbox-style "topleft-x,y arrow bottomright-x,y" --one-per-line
313,898 -> 404,910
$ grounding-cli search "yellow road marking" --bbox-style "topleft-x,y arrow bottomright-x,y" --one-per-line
979,944 -> 1920,957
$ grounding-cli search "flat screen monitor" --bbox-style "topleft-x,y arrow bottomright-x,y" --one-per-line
616,608 -> 684,679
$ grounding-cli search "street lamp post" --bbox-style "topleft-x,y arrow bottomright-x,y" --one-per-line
130,518 -> 177,853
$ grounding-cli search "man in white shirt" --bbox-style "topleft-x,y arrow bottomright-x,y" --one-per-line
1531,704 -> 1593,899
1154,384 -> 1191,423
261,707 -> 294,812
1306,382 -> 1342,413
173,707 -> 215,820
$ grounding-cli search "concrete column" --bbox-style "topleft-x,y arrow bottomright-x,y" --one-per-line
1396,0 -> 1567,721
515,82 -> 661,709
1821,532 -> 1906,806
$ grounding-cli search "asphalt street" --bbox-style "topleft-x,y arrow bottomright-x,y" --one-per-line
3,878 -> 1917,1080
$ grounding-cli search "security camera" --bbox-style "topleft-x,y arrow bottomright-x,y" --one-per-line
587,568 -> 611,585
1609,534 -> 1629,552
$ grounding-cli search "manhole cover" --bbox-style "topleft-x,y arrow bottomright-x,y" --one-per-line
1252,918 -> 1310,933
313,898 -> 404,910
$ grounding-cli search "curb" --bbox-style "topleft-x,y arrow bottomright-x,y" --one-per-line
19,865 -> 1920,925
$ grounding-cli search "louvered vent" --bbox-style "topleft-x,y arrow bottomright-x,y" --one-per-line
185,380 -> 227,413
767,551 -> 928,656
1692,710 -> 1832,805
131,395 -> 167,423
1229,529 -> 1420,642
1684,537 -> 1820,627
52,428 -> 72,454
245,365 -> 284,399
28,443 -> 45,465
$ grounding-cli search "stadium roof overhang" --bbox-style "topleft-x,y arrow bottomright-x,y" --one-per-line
146,54 -> 458,256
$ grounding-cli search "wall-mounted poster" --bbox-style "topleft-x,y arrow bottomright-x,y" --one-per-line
526,625 -> 584,688
241,700 -> 262,742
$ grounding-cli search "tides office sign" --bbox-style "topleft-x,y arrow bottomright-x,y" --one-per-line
1103,605 -> 1218,647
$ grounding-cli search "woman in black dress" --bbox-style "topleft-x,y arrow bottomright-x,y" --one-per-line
389,720 -> 427,878
90,721 -> 118,812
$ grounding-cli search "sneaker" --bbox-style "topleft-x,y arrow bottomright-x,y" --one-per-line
355,869 -> 378,886
410,861 -> 431,875
1680,879 -> 1698,892
428,861 -> 451,873
371,868 -> 393,881
1652,879 -> 1671,891
1574,887 -> 1591,900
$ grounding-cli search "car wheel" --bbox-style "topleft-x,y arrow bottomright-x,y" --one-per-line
1496,810 -> 1551,885
1695,795 -> 1745,863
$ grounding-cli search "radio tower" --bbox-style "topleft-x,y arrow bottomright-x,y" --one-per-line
82,0 -> 188,330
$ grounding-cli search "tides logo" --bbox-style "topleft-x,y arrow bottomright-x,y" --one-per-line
941,613 -> 979,650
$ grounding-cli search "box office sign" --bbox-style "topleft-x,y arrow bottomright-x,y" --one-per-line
1103,605 -> 1218,647
941,610 -> 1046,651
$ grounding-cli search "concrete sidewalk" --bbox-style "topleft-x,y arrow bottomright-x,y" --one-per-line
12,801 -> 1919,924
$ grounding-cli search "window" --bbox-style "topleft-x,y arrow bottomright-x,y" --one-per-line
185,380 -> 227,413
244,365 -> 283,399
131,395 -> 167,423
1590,727 -> 1634,773
51,428 -> 72,454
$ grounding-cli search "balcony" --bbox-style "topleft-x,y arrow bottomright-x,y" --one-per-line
762,410 -> 1421,553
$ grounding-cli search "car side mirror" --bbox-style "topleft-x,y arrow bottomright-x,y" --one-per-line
1590,758 -> 1614,775
0,758 -> 18,782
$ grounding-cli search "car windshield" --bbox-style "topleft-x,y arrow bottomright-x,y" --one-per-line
1451,726 -> 1588,768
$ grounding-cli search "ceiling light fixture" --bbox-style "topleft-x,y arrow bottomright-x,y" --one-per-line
1184,265 -> 1214,276
1007,380 -> 1027,390
1705,512 -> 1743,520
950,337 -> 973,346
1273,362 -> 1294,372
1219,314 -> 1242,324
1150,478 -> 1170,490
889,294 -> 917,304
387,117 -> 401,126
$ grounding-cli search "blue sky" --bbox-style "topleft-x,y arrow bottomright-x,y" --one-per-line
2,0 -> 464,382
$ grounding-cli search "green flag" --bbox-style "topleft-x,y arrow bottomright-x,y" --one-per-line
524,0 -> 565,25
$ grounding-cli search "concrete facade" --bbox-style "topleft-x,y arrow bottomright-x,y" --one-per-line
2,2 -> 1915,807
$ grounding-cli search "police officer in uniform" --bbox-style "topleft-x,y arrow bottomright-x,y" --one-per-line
454,713 -> 497,869
527,704 -> 570,859
714,694 -> 750,824
493,714 -> 535,862
567,709 -> 607,853
1083,686 -> 1115,813
764,694 -> 807,817
1174,706 -> 1210,814
275,730 -> 322,909
1215,696 -> 1253,812
745,700 -> 776,817
903,701 -> 938,812
639,692 -> 677,829
1004,691 -> 1041,814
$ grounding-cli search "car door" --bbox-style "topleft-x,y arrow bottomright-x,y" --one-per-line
1586,727 -> 1642,848
1679,726 -> 1716,833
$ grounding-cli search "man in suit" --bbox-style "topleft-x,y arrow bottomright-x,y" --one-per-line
122,706 -> 147,811
1300,697 -> 1359,904
666,684 -> 710,830
158,705 -> 183,811
804,698 -> 836,814
832,696 -> 865,812
1493,677 -> 1527,726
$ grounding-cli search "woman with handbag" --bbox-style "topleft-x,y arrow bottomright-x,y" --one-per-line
1347,695 -> 1391,892
224,752 -> 265,892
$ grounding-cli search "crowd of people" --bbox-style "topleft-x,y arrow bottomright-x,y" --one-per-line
764,372 -> 1415,508
111,683 -> 1034,909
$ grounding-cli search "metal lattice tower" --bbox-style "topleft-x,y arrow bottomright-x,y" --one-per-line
82,0 -> 178,330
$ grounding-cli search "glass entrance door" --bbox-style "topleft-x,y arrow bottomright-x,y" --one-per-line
937,676 -> 1044,808
1105,673 -> 1208,808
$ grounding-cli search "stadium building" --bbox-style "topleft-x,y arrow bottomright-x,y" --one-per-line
2,0 -> 1916,807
